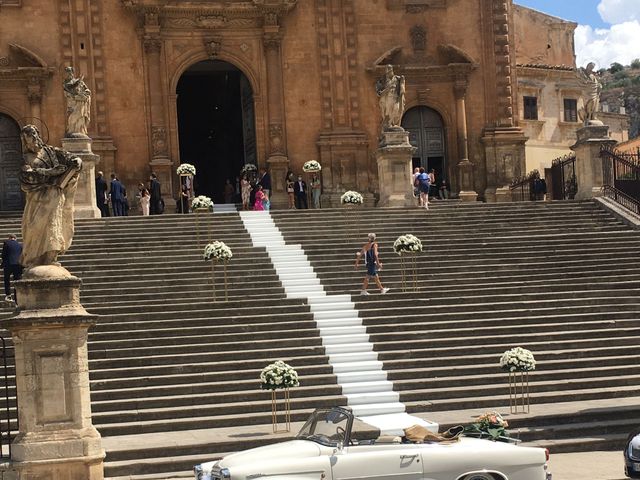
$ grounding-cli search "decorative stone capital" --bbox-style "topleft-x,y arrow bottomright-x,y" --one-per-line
454,76 -> 468,99
143,36 -> 162,54
204,37 -> 223,58
263,32 -> 282,51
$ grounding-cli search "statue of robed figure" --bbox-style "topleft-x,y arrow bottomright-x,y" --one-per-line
63,66 -> 92,137
376,65 -> 406,131
578,62 -> 603,126
19,125 -> 82,268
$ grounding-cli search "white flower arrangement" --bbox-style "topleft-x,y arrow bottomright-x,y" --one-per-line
240,163 -> 257,175
303,160 -> 322,172
260,360 -> 300,390
203,241 -> 233,262
499,347 -> 536,372
340,190 -> 363,205
176,163 -> 196,176
393,234 -> 423,255
191,195 -> 214,211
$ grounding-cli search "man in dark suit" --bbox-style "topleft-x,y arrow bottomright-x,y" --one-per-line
95,171 -> 109,217
110,173 -> 125,216
258,168 -> 271,199
293,175 -> 308,209
2,234 -> 23,302
149,172 -> 162,215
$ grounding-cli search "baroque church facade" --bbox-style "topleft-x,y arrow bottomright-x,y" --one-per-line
0,0 -> 579,209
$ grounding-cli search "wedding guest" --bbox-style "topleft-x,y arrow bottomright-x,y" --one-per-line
415,167 -> 430,210
428,168 -> 437,199
439,179 -> 450,200
95,171 -> 109,217
354,232 -> 389,295
137,183 -> 150,216
149,172 -> 162,215
310,173 -> 321,209
109,173 -> 125,217
294,175 -> 308,209
223,178 -> 235,204
254,184 -> 266,211
240,175 -> 251,210
258,168 -> 271,199
286,171 -> 295,209
412,167 -> 421,206
1,234 -> 22,303
178,183 -> 189,214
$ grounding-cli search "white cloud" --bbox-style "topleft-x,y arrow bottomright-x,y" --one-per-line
597,0 -> 640,25
575,21 -> 640,68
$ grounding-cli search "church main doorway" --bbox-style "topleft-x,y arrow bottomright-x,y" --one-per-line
402,106 -> 447,183
176,60 -> 257,203
0,114 -> 24,211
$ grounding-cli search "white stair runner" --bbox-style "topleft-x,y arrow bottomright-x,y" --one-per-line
239,211 -> 437,435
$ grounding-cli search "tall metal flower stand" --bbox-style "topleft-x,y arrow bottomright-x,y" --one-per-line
508,370 -> 530,414
179,173 -> 194,211
210,258 -> 229,303
270,388 -> 291,433
343,203 -> 361,241
400,252 -> 418,292
194,208 -> 213,248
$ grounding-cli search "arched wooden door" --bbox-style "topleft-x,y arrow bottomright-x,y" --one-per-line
402,106 -> 447,181
0,114 -> 24,211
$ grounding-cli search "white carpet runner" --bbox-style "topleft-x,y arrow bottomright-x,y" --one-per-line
239,211 -> 437,435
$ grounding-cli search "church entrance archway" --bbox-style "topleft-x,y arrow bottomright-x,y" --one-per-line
176,60 -> 257,203
0,114 -> 24,211
402,106 -> 447,183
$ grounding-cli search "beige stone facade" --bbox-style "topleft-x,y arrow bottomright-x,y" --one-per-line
0,0 -> 607,209
514,5 -> 629,177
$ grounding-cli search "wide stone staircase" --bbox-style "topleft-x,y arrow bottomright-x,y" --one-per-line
0,200 -> 637,478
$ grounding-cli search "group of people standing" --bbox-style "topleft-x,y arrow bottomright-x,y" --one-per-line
96,171 -> 162,217
285,171 -> 321,209
241,168 -> 271,211
412,167 -> 450,209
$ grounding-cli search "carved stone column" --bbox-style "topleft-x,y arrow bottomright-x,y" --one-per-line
454,77 -> 477,202
571,125 -> 616,200
143,26 -> 173,203
263,29 -> 289,208
3,266 -> 104,479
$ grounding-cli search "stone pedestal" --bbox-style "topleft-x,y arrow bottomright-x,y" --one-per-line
267,155 -> 289,209
571,125 -> 617,200
456,159 -> 478,202
62,137 -> 101,219
376,130 -> 416,208
2,265 -> 104,479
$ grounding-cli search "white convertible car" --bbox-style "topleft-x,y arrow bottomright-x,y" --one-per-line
194,407 -> 551,480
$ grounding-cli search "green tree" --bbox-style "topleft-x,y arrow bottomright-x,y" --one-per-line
609,62 -> 625,74
631,58 -> 640,69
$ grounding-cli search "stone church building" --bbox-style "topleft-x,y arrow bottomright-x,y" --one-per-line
0,0 -> 580,210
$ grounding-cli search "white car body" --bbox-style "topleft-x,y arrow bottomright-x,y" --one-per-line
195,408 -> 551,480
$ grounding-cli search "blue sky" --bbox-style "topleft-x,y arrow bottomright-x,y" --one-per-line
516,0 -> 640,67
516,0 -> 606,28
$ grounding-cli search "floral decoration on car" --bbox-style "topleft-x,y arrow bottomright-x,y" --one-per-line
463,411 -> 512,442
260,360 -> 300,390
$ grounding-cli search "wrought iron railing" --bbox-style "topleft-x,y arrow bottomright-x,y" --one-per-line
0,336 -> 14,458
550,154 -> 577,200
601,146 -> 640,215
509,170 -> 545,201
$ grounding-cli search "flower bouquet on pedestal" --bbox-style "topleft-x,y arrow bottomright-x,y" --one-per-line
176,163 -> 196,176
340,191 -> 363,241
393,234 -> 423,292
204,241 -> 232,302
192,195 -> 214,246
260,360 -> 299,432
500,347 -> 536,413
302,160 -> 322,172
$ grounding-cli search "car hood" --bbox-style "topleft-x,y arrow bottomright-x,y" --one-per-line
220,440 -> 322,468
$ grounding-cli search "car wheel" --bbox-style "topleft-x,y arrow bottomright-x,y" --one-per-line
461,474 -> 494,480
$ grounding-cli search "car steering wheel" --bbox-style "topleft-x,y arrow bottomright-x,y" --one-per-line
335,426 -> 353,446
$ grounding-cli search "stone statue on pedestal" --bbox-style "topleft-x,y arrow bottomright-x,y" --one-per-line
20,124 -> 82,268
578,62 -> 603,126
63,66 -> 92,137
376,65 -> 406,132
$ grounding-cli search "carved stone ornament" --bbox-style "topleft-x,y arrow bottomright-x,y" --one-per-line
205,38 -> 222,58
144,10 -> 159,26
0,57 -> 9,67
197,15 -> 227,28
263,33 -> 282,51
152,126 -> 168,157
269,124 -> 284,154
144,37 -> 162,54
410,25 -> 427,53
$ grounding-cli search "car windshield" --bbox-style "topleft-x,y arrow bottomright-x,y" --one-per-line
296,408 -> 351,447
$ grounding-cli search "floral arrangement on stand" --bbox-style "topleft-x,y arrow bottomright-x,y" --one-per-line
302,160 -> 322,172
393,234 -> 423,255
500,347 -> 536,372
240,163 -> 258,176
203,241 -> 233,262
176,163 -> 196,176
463,411 -> 513,443
191,195 -> 214,211
260,360 -> 300,390
340,190 -> 363,205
